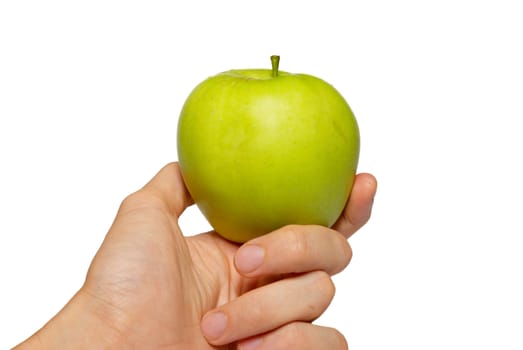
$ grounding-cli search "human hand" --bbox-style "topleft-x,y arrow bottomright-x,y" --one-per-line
15,162 -> 376,349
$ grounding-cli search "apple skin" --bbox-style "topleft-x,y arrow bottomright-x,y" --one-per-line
177,64 -> 359,243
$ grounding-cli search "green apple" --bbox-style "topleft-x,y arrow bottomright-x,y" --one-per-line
177,56 -> 359,243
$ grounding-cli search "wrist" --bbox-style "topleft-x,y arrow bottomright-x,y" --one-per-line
14,289 -> 124,349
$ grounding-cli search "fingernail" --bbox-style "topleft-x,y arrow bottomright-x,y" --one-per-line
201,311 -> 227,340
239,336 -> 263,350
235,245 -> 265,273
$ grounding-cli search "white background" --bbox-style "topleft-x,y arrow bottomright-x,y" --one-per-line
1,1 -> 522,348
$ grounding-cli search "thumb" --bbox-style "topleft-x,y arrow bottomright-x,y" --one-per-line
140,162 -> 194,218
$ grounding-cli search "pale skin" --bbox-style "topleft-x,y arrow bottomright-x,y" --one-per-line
15,162 -> 377,349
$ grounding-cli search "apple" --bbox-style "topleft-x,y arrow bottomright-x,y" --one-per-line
177,56 -> 359,243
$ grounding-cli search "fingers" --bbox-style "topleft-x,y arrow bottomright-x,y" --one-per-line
121,162 -> 193,218
237,322 -> 348,350
235,224 -> 352,277
332,172 -> 377,238
199,174 -> 373,347
201,271 -> 335,346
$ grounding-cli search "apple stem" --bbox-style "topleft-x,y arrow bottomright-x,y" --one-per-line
271,55 -> 280,77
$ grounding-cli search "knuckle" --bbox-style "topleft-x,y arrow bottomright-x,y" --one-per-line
120,191 -> 147,210
119,190 -> 162,214
278,323 -> 348,350
315,270 -> 336,302
332,328 -> 349,350
279,322 -> 308,346
282,224 -> 313,259
334,232 -> 353,272
303,271 -> 336,319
